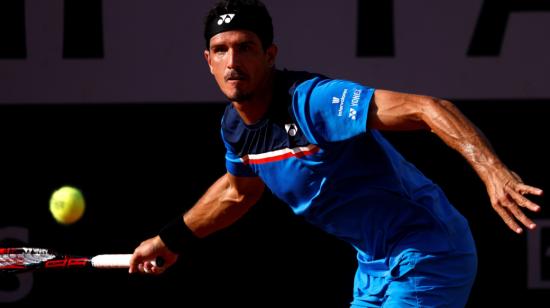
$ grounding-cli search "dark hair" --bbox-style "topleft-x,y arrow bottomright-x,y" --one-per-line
204,0 -> 273,50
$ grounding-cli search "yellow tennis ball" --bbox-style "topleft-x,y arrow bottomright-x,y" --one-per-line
49,186 -> 86,225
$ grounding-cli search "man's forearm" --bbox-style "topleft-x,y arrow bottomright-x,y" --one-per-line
422,99 -> 503,183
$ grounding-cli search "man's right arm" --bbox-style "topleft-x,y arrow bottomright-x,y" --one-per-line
129,173 -> 265,274
184,173 -> 265,238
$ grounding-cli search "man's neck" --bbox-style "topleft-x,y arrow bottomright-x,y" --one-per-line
232,70 -> 275,125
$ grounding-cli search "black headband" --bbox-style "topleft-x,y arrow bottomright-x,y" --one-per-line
205,10 -> 272,47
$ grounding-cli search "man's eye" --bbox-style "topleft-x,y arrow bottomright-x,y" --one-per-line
212,47 -> 227,54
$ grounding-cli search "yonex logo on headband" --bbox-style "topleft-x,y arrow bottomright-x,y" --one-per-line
205,6 -> 273,49
217,14 -> 236,25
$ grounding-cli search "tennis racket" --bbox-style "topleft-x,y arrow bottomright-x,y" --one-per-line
0,247 -> 164,273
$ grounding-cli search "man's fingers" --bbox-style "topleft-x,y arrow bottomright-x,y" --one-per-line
510,190 -> 541,212
129,260 -> 163,275
151,263 -> 165,274
129,254 -> 143,274
495,195 -> 539,233
506,201 -> 537,230
493,204 -> 523,234
144,261 -> 154,273
517,184 -> 544,196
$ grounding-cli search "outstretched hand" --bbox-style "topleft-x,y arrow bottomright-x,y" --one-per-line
485,168 -> 543,234
129,235 -> 178,274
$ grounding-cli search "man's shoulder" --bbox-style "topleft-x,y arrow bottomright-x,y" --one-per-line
276,68 -> 326,84
221,103 -> 240,129
276,68 -> 323,79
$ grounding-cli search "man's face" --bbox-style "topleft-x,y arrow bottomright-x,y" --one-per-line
204,30 -> 277,102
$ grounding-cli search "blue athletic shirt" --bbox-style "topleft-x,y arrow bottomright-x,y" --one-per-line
221,69 -> 474,270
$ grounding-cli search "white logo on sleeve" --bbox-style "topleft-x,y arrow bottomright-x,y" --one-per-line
349,108 -> 357,120
335,88 -> 348,117
217,14 -> 235,25
347,89 -> 361,120
351,89 -> 362,107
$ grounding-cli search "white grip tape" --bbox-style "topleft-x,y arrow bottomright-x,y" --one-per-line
91,254 -> 132,268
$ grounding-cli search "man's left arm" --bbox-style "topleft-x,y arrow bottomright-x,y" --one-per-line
367,89 -> 543,234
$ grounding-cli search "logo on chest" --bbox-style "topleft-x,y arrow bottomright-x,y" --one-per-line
285,123 -> 298,136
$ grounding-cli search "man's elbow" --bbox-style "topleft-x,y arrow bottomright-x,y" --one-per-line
419,96 -> 454,119
243,185 -> 265,206
231,183 -> 265,207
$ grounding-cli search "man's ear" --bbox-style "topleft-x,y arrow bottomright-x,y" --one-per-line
204,49 -> 214,75
266,44 -> 278,67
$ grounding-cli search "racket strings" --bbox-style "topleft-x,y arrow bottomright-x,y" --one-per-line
0,249 -> 56,267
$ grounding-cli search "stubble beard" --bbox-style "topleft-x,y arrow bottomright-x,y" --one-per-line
225,89 -> 253,102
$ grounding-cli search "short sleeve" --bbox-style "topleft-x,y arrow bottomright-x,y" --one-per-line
220,126 -> 256,177
224,147 -> 256,177
291,77 -> 375,144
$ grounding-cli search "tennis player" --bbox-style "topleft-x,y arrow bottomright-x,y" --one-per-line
129,1 -> 543,307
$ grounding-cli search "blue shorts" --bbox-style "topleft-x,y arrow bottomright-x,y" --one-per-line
350,248 -> 477,308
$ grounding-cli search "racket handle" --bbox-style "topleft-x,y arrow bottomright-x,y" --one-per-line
92,254 -> 132,268
91,254 -> 165,269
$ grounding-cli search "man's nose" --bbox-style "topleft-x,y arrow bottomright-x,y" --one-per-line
227,48 -> 241,68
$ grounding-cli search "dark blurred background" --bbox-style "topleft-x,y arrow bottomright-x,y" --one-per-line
1,1 -> 549,307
